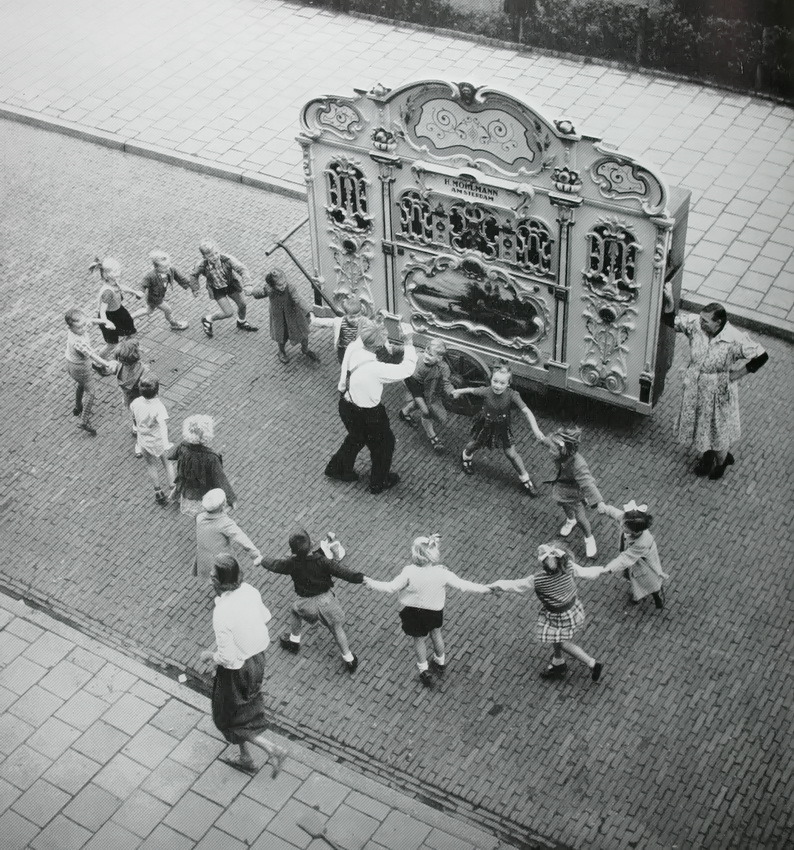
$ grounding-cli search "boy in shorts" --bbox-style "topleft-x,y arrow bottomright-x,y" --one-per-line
255,530 -> 363,673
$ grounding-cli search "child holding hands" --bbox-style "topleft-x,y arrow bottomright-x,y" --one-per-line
364,534 -> 492,688
255,530 -> 362,673
541,427 -> 603,558
490,542 -> 606,682
130,374 -> 174,504
250,268 -> 319,364
63,308 -> 115,436
398,338 -> 455,452
595,500 -> 668,609
452,363 -> 544,495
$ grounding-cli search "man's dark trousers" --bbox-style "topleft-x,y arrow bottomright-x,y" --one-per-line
325,396 -> 395,487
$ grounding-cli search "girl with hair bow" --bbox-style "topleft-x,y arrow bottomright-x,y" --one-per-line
595,500 -> 669,609
490,542 -> 607,682
364,534 -> 492,688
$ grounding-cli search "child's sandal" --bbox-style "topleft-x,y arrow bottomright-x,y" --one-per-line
429,435 -> 444,453
398,410 -> 416,428
461,454 -> 474,475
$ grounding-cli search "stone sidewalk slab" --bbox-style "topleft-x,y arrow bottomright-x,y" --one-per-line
0,0 -> 792,336
0,593 -> 516,850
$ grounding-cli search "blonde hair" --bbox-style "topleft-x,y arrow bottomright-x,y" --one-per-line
89,256 -> 121,282
426,339 -> 447,357
182,414 -> 214,445
411,534 -> 441,565
149,250 -> 171,265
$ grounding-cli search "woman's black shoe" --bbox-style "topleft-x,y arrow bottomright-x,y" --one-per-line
694,451 -> 715,475
709,454 -> 733,480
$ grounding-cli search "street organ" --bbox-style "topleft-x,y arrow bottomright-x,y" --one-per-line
297,80 -> 690,413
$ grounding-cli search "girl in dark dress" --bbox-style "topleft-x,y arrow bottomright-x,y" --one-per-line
167,414 -> 237,515
89,257 -> 140,358
451,363 -> 545,495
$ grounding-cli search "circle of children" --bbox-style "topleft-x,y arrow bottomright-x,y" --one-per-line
64,240 -> 669,774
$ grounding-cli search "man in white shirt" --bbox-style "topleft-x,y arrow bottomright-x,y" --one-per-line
324,318 -> 417,494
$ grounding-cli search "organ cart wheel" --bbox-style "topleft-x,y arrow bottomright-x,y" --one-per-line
443,348 -> 489,417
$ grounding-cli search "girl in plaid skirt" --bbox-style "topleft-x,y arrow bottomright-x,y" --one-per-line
490,542 -> 607,682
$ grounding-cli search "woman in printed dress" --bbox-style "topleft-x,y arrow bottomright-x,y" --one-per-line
663,285 -> 768,480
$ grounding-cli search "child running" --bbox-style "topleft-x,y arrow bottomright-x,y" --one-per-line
134,250 -> 196,331
490,542 -> 606,682
129,374 -> 174,505
113,338 -> 148,455
595,500 -> 668,609
364,535 -> 492,688
255,530 -> 363,673
63,308 -> 114,436
250,268 -> 319,364
451,362 -> 545,495
398,338 -> 455,452
541,426 -> 603,558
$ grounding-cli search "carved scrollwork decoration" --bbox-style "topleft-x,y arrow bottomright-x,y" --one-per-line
583,217 -> 642,303
402,252 -> 548,354
315,100 -> 365,140
579,294 -> 637,395
325,157 -> 373,233
590,153 -> 667,216
327,230 -> 375,306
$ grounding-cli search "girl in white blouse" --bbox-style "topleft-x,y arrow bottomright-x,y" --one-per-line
364,535 -> 492,688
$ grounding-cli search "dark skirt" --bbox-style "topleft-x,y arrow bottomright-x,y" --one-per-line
399,606 -> 443,637
469,413 -> 513,449
211,652 -> 267,744
99,306 -> 137,344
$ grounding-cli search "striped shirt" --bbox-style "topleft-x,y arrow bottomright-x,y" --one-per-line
533,569 -> 577,611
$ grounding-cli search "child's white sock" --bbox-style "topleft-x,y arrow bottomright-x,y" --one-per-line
519,472 -> 530,482
417,661 -> 429,672
342,651 -> 354,663
289,634 -> 301,644
432,654 -> 445,666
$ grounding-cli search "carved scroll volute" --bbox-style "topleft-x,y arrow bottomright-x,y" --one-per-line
579,295 -> 638,395
304,98 -> 366,141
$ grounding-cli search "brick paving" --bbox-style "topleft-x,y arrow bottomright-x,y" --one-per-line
1,119 -> 792,847
0,0 -> 792,335
0,595 -> 506,850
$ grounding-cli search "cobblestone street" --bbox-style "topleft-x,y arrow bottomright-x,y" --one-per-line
0,119 -> 792,848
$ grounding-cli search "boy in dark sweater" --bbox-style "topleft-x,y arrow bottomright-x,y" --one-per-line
255,530 -> 363,673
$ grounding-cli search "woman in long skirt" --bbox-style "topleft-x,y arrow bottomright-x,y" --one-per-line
199,554 -> 287,776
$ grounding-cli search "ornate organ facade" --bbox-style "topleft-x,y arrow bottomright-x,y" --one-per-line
298,80 -> 689,412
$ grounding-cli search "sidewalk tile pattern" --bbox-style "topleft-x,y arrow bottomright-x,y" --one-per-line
0,0 -> 792,331
0,118 -> 791,847
0,595 -> 512,850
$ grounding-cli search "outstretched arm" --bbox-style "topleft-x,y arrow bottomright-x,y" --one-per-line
363,570 -> 410,593
445,571 -> 492,594
489,575 -> 535,593
572,563 -> 606,580
516,401 -> 544,441
254,556 -> 293,576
